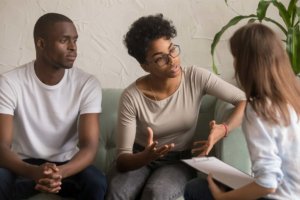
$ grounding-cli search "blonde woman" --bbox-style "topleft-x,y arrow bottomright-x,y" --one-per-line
185,23 -> 300,200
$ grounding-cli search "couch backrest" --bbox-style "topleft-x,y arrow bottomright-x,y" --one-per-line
96,89 -> 123,173
95,89 -> 219,173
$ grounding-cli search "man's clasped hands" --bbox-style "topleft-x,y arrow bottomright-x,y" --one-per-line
33,163 -> 62,193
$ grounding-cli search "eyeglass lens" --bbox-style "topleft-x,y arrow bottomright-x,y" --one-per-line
156,45 -> 180,67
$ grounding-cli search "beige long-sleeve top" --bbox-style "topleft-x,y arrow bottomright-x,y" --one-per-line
117,66 -> 245,156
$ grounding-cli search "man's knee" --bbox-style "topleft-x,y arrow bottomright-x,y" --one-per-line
79,166 -> 107,197
90,172 -> 107,194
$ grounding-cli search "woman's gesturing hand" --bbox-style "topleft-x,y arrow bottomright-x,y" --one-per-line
144,127 -> 175,161
192,120 -> 227,156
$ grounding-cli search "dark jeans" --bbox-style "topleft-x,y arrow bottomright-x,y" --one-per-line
184,177 -> 276,200
0,159 -> 107,200
184,177 -> 228,200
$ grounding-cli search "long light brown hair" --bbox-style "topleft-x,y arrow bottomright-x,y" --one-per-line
230,23 -> 300,125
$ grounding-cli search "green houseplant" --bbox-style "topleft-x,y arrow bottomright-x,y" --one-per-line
211,0 -> 300,75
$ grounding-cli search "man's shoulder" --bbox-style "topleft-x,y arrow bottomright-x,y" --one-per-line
68,67 -> 100,84
1,61 -> 33,81
66,67 -> 102,98
69,66 -> 91,77
2,61 -> 32,74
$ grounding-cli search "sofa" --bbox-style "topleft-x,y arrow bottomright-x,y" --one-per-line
27,88 -> 251,200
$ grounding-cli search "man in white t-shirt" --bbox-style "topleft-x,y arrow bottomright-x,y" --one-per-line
0,13 -> 106,199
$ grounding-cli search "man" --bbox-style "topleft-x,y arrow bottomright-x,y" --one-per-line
0,13 -> 106,199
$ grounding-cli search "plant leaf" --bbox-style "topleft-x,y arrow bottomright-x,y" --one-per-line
264,17 -> 287,34
210,15 -> 256,74
212,57 -> 220,75
271,0 -> 291,27
287,0 -> 297,14
257,0 -> 291,28
287,0 -> 297,25
293,26 -> 300,74
296,26 -> 300,75
211,15 -> 256,56
248,18 -> 257,23
287,26 -> 300,74
297,5 -> 300,23
257,0 -> 272,21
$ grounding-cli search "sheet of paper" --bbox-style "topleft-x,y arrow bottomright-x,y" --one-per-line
182,156 -> 254,189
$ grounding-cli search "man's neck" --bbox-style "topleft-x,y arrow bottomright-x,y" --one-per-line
34,61 -> 65,85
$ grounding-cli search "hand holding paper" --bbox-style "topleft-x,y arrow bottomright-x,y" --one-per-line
182,157 -> 254,189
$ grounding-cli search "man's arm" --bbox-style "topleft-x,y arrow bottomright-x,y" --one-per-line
56,113 -> 99,178
0,114 -> 45,180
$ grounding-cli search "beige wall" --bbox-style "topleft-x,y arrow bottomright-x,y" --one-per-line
0,0 -> 288,88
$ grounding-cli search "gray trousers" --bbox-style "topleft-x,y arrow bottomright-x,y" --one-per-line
106,145 -> 196,200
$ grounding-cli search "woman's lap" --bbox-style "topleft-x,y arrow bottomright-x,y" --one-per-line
106,161 -> 196,200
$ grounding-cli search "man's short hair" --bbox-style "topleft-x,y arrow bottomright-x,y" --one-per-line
33,13 -> 73,42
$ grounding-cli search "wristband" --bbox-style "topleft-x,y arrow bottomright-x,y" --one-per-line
222,123 -> 228,137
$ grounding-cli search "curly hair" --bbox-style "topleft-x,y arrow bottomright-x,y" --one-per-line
124,14 -> 177,64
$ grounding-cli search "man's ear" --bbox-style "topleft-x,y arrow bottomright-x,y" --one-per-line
36,38 -> 45,50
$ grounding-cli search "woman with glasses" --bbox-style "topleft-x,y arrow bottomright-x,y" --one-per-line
106,14 -> 246,200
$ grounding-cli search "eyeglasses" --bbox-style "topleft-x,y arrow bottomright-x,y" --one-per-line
148,45 -> 181,67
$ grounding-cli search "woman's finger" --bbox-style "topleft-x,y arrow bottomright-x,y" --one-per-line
147,127 -> 154,145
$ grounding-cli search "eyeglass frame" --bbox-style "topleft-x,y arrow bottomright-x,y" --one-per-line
145,44 -> 181,67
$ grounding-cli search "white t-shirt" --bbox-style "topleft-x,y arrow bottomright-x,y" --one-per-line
0,61 -> 102,162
